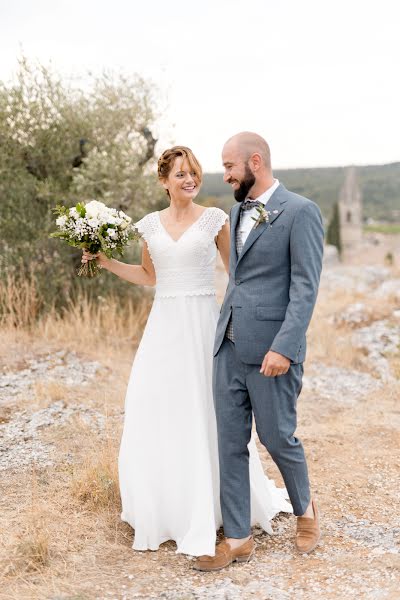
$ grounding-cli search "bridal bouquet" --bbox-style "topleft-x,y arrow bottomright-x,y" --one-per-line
50,200 -> 141,277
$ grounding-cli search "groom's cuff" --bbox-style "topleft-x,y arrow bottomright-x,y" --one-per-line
270,340 -> 301,363
270,348 -> 292,362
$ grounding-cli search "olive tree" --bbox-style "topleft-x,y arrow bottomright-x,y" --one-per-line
0,57 -> 164,313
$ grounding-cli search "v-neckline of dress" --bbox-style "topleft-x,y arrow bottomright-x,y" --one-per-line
157,207 -> 210,243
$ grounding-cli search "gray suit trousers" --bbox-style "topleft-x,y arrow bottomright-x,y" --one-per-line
213,337 -> 310,538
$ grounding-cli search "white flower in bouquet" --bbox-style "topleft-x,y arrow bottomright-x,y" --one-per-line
55,215 -> 68,228
85,200 -> 107,218
50,200 -> 141,277
69,207 -> 79,219
107,228 -> 118,239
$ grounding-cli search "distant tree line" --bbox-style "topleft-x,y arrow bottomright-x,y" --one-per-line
199,164 -> 400,224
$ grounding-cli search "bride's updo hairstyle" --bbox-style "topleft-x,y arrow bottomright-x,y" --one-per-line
157,146 -> 202,196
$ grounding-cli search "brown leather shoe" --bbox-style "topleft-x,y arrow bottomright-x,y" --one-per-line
193,537 -> 255,572
296,499 -> 321,554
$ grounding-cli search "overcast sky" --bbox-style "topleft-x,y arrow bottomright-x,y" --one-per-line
1,0 -> 399,171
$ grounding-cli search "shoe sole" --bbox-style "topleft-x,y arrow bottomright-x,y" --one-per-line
193,551 -> 254,572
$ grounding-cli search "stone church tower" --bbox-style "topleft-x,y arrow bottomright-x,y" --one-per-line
338,166 -> 363,258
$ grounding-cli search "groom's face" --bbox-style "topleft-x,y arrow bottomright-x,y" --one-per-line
222,144 -> 255,202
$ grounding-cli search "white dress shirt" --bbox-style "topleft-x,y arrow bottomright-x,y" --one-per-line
238,179 -> 280,246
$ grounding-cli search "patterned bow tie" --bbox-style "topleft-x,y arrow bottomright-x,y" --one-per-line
240,200 -> 263,211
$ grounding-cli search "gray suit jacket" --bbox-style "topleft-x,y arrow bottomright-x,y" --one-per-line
214,183 -> 324,364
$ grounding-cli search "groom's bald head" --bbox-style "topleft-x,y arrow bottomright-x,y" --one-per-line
222,132 -> 274,200
223,132 -> 271,170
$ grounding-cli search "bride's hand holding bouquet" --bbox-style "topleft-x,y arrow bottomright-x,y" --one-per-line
50,199 -> 141,277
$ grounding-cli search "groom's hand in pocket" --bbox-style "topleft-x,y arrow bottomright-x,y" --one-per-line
260,350 -> 290,377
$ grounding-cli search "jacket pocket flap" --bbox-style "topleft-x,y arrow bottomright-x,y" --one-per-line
256,306 -> 286,321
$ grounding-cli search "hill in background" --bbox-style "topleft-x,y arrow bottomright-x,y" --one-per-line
199,162 -> 400,223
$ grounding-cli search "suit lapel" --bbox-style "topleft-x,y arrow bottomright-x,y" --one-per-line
236,184 -> 287,267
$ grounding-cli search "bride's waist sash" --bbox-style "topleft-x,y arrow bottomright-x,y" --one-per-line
155,266 -> 216,298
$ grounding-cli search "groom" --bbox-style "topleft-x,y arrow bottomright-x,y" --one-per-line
194,132 -> 324,571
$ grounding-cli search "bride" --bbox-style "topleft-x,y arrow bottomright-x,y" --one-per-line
81,146 -> 292,556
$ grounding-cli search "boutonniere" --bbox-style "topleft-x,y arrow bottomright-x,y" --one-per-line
251,205 -> 271,229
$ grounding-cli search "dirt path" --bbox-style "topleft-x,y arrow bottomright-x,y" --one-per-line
0,262 -> 399,599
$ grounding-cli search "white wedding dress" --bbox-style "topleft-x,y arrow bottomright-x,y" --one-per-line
118,207 -> 292,556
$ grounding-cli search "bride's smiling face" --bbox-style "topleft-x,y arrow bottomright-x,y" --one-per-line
162,158 -> 201,202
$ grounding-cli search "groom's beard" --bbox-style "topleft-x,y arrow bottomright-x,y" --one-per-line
233,165 -> 256,202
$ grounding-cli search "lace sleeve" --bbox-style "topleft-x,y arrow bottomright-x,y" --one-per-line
199,207 -> 229,241
135,212 -> 159,244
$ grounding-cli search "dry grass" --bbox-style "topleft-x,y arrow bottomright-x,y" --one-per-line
0,271 -> 151,373
0,271 -> 40,329
0,270 -> 151,341
308,320 -> 369,370
389,355 -> 400,380
308,291 -> 367,369
0,281 -> 147,598
0,422 -> 129,600
41,292 -> 152,352
308,278 -> 400,370
10,509 -> 50,575
2,473 -> 50,579
32,380 -> 71,408
71,439 -> 120,513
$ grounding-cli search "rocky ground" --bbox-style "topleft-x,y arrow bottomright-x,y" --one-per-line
0,261 -> 399,600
